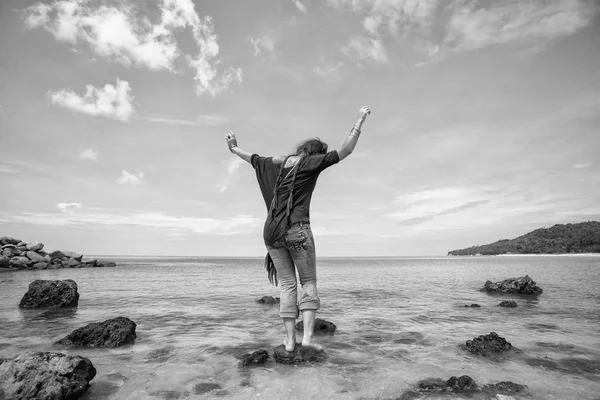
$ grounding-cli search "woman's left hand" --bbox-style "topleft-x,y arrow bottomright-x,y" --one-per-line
225,130 -> 238,153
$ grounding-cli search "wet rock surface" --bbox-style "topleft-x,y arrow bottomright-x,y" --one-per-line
482,381 -> 527,395
55,317 -> 137,348
296,318 -> 337,334
397,376 -> 526,399
466,332 -> 513,357
464,303 -> 481,307
481,274 -> 543,295
0,351 -> 96,400
498,300 -> 518,308
238,350 -> 269,366
19,279 -> 79,309
194,382 -> 221,395
273,343 -> 328,364
256,296 -> 280,304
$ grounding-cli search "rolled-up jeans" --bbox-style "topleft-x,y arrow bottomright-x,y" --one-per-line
267,222 -> 320,319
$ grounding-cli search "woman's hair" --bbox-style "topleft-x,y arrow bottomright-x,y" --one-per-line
294,138 -> 328,156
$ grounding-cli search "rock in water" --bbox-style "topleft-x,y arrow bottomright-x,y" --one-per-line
498,300 -> 518,308
0,351 -> 96,399
239,350 -> 269,366
19,280 -> 79,309
55,317 -> 136,348
257,296 -> 280,304
26,241 -> 44,251
445,375 -> 479,394
295,318 -> 337,334
466,332 -> 513,357
273,344 -> 328,364
481,275 -> 543,295
464,303 -> 481,308
482,381 -> 527,395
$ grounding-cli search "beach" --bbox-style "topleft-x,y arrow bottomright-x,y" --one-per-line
1,255 -> 599,399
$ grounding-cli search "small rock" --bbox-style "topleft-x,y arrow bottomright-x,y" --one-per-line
26,240 -> 44,251
296,318 -> 337,334
464,303 -> 481,307
61,250 -> 83,261
498,300 -> 518,308
19,279 -> 79,309
49,250 -> 67,260
97,261 -> 117,267
481,275 -> 543,295
239,350 -> 269,366
257,296 -> 280,304
466,332 -> 513,357
44,254 -> 51,263
26,251 -> 45,262
55,317 -> 137,348
446,375 -> 479,394
482,381 -> 527,395
194,383 -> 221,395
32,262 -> 48,270
0,351 -> 96,400
415,377 -> 447,393
273,344 -> 328,364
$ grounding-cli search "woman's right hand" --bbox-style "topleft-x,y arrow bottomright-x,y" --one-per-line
225,130 -> 238,153
358,106 -> 371,122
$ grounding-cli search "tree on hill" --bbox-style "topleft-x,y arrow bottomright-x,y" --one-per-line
447,221 -> 600,256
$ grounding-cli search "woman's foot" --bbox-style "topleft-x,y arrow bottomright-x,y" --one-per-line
301,334 -> 323,351
283,337 -> 296,352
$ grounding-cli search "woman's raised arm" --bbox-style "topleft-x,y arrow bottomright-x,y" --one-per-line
225,131 -> 253,163
337,106 -> 371,161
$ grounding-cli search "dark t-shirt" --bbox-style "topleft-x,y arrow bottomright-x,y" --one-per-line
251,151 -> 340,245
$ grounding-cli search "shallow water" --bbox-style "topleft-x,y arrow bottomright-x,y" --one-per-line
1,256 -> 599,399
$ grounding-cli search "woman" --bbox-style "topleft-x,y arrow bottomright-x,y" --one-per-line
225,106 -> 371,352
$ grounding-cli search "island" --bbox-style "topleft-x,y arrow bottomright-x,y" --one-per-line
447,221 -> 600,256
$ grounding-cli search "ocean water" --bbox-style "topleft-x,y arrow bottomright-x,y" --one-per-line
1,256 -> 599,400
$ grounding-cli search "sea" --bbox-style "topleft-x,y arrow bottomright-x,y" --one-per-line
1,256 -> 599,400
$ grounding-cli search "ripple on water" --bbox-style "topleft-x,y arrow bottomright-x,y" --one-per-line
525,322 -> 562,332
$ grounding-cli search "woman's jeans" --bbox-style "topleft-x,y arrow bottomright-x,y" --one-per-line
267,222 -> 320,319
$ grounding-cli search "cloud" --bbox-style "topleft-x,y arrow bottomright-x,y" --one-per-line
292,0 -> 308,14
572,162 -> 591,169
250,35 -> 275,58
117,170 -> 144,185
330,0 -> 596,63
57,202 -> 82,213
145,114 -> 230,126
217,158 -> 247,193
314,61 -> 344,80
23,0 -> 241,96
80,149 -> 99,160
10,208 -> 261,235
341,36 -> 388,63
50,79 -> 134,121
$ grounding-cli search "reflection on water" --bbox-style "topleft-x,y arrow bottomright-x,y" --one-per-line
1,256 -> 599,399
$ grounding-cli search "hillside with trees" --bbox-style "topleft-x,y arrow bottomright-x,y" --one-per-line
447,221 -> 600,256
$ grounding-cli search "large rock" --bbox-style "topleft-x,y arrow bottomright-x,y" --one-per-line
481,275 -> 543,295
19,280 -> 79,309
32,262 -> 48,270
273,344 -> 328,364
26,241 -> 44,251
61,251 -> 83,261
26,251 -> 45,262
0,236 -> 20,245
466,332 -> 512,357
0,256 -> 9,268
63,259 -> 82,268
55,317 -> 137,348
296,318 -> 337,334
49,250 -> 67,260
1,243 -> 16,249
400,376 -> 525,399
238,350 -> 269,366
0,351 -> 96,399
10,256 -> 31,267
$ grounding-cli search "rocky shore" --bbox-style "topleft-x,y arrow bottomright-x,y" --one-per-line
0,236 -> 116,271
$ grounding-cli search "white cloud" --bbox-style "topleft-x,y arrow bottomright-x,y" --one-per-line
10,209 -> 261,235
218,158 -> 247,193
572,162 -> 591,169
341,36 -> 388,63
23,0 -> 241,96
145,114 -> 230,126
314,61 -> 344,80
117,170 -> 144,185
292,0 -> 308,14
57,202 -> 82,213
50,79 -> 134,121
250,35 -> 275,58
80,149 -> 99,160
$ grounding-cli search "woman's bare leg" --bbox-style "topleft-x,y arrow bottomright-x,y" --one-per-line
282,317 -> 296,351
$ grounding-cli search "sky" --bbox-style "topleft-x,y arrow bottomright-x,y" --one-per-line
0,0 -> 599,257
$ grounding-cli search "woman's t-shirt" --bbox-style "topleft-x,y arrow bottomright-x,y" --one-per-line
251,151 -> 340,245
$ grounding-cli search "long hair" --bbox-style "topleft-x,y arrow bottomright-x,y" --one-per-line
295,138 -> 328,156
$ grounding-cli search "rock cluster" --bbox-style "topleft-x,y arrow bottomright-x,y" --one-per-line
0,351 -> 96,400
238,350 -> 269,366
0,235 -> 116,271
256,296 -> 280,304
466,332 -> 513,357
398,375 -> 527,399
481,274 -> 543,295
55,317 -> 137,348
19,279 -> 80,309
